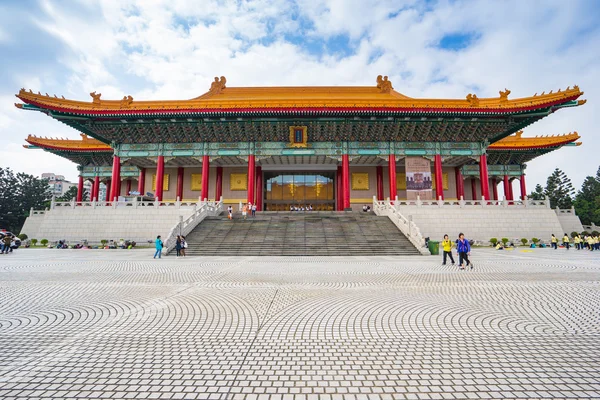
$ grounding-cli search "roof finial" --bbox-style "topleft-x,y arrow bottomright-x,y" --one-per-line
466,93 -> 479,107
209,76 -> 227,94
376,75 -> 393,93
499,88 -> 511,102
89,91 -> 102,105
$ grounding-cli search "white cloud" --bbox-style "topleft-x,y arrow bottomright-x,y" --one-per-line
1,0 -> 599,193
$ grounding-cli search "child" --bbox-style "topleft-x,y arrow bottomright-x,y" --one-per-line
441,234 -> 455,265
456,233 -> 472,270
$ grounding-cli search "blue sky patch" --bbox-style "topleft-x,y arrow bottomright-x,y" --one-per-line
438,32 -> 479,50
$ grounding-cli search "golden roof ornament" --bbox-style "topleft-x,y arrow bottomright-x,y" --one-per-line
209,76 -> 227,94
376,75 -> 393,93
89,91 -> 102,105
120,95 -> 133,108
466,93 -> 479,107
499,88 -> 511,102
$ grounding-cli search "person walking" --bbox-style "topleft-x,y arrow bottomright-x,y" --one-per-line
154,235 -> 163,259
562,233 -> 570,250
242,203 -> 248,220
181,236 -> 187,257
175,235 -> 182,257
228,205 -> 233,220
441,234 -> 455,265
252,203 -> 257,217
456,233 -> 472,270
2,235 -> 11,254
551,234 -> 558,250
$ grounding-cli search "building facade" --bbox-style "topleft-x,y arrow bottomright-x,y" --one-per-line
17,77 -> 585,211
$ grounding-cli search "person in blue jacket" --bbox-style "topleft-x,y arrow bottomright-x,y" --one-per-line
154,235 -> 163,259
456,233 -> 473,270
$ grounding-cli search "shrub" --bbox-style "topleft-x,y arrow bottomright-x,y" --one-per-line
581,231 -> 590,236
18,233 -> 28,240
490,238 -> 498,246
30,238 -> 38,246
592,231 -> 600,237
531,238 -> 539,244
100,239 -> 108,247
501,237 -> 509,245
521,238 -> 528,246
40,239 -> 48,246
571,231 -> 579,238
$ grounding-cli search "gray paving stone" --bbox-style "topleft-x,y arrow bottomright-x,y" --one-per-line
0,249 -> 599,399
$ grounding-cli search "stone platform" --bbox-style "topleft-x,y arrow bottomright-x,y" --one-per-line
1,249 -> 599,399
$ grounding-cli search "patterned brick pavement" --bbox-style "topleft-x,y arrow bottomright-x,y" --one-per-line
0,249 -> 599,399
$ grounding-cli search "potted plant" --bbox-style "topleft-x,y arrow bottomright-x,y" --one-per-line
30,238 -> 38,247
490,238 -> 498,247
100,239 -> 108,248
520,238 -> 528,246
501,237 -> 509,247
40,239 -> 48,247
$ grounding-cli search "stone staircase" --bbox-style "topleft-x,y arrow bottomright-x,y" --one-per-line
182,212 -> 422,256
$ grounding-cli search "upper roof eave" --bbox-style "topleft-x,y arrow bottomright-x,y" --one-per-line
14,82 -> 585,116
489,131 -> 581,150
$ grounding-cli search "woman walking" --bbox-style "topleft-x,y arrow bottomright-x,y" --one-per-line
456,233 -> 472,270
181,236 -> 187,257
154,235 -> 163,259
441,234 -> 455,265
175,235 -> 182,257
551,234 -> 558,249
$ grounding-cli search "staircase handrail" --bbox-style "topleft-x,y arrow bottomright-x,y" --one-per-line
164,199 -> 223,253
373,196 -> 429,255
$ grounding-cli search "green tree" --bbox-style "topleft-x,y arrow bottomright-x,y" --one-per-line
529,184 -> 545,200
56,186 -> 78,202
544,168 -> 575,209
0,167 -> 52,233
573,167 -> 600,225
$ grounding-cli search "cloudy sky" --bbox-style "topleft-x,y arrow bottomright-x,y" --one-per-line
1,0 -> 598,196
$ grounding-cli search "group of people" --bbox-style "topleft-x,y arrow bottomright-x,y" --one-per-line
552,233 -> 600,250
1,233 -> 18,254
175,235 -> 188,257
440,233 -> 474,270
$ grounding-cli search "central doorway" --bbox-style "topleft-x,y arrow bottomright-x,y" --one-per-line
263,171 -> 336,211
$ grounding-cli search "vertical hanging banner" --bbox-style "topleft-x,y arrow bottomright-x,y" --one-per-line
405,157 -> 433,200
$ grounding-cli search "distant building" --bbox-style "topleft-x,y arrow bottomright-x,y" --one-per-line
42,173 -> 76,197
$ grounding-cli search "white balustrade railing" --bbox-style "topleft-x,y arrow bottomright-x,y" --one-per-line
378,196 -> 550,209
41,197 -> 208,211
373,196 -> 429,255
164,199 -> 224,253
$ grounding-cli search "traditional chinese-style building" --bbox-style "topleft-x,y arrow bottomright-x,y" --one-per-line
17,77 -> 585,211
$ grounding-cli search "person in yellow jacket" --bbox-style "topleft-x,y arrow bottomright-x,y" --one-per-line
441,234 -> 455,265
551,234 -> 558,250
562,233 -> 570,250
574,235 -> 581,250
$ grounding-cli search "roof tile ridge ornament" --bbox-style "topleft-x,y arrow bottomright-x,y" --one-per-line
209,76 -> 227,95
499,88 -> 511,102
376,75 -> 393,93
90,91 -> 102,105
466,93 -> 479,107
120,95 -> 134,108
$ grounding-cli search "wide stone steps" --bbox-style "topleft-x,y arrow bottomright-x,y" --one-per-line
181,212 -> 421,256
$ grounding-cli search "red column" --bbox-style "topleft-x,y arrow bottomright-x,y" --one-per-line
247,155 -> 255,204
76,175 -> 84,202
503,175 -> 510,200
342,154 -> 350,209
92,176 -> 100,201
520,174 -> 527,200
471,178 -> 477,200
491,178 -> 498,201
508,178 -> 514,201
176,166 -> 184,201
336,166 -> 342,211
388,155 -> 397,201
137,168 -> 146,195
201,156 -> 210,201
110,155 -> 121,201
454,167 -> 464,200
105,179 -> 112,201
434,154 -> 444,200
155,155 -> 165,201
125,179 -> 132,196
376,165 -> 384,201
256,166 -> 263,211
478,154 -> 490,200
215,166 -> 223,201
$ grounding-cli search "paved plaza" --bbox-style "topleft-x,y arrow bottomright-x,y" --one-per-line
0,249 -> 599,399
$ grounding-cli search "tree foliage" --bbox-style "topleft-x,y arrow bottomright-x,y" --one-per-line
573,167 -> 600,225
544,168 -> 575,209
0,167 -> 52,233
528,184 -> 545,200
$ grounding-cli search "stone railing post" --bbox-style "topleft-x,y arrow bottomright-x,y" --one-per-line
459,195 -> 465,208
503,196 -> 508,208
481,196 -> 486,208
176,196 -> 181,208
416,195 -> 422,207
524,196 -> 529,208
50,195 -> 56,210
